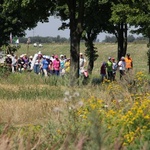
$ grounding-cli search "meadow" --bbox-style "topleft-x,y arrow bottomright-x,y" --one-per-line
0,42 -> 149,149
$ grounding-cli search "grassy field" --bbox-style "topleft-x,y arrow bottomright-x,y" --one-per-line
0,42 -> 149,149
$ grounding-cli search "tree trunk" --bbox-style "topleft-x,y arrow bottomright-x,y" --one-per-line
84,31 -> 98,75
68,0 -> 84,86
86,39 -> 95,75
70,30 -> 81,86
117,23 -> 128,61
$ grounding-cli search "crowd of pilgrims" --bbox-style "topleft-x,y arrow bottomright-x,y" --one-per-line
4,51 -> 87,77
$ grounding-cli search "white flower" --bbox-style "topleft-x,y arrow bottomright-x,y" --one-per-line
104,105 -> 108,108
64,91 -> 70,96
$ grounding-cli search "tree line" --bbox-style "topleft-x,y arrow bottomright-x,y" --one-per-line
102,35 -> 148,43
19,35 -> 69,44
18,35 -> 148,44
0,0 -> 150,85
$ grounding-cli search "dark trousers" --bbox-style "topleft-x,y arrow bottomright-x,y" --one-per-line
119,70 -> 125,79
107,71 -> 113,81
54,70 -> 60,76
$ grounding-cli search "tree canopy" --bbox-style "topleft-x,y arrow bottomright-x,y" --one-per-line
0,0 -> 54,46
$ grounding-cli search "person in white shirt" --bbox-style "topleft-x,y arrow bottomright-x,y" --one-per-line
79,53 -> 86,74
118,56 -> 126,79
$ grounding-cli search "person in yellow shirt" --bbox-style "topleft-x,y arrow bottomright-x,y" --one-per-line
125,53 -> 133,71
64,58 -> 70,73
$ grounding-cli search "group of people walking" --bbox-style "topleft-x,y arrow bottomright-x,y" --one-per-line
5,50 -> 133,81
4,51 -> 88,77
5,51 -> 71,77
100,53 -> 133,81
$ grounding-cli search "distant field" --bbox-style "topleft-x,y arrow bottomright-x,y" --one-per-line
17,42 -> 149,75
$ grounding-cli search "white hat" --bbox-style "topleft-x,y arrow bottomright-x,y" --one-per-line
43,55 -> 46,58
46,56 -> 50,59
60,54 -> 64,58
7,54 -> 11,57
121,56 -> 125,60
29,56 -> 33,59
38,51 -> 42,55
20,54 -> 24,58
80,53 -> 83,55
108,57 -> 111,60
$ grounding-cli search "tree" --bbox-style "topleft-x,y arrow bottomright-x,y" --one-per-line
110,2 -> 129,60
126,0 -> 150,42
67,0 -> 85,86
110,0 -> 150,60
53,0 -> 86,86
0,0 -> 54,46
56,0 -> 113,76
82,0 -> 111,74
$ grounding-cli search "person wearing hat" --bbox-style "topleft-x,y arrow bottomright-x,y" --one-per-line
60,54 -> 65,76
118,56 -> 126,79
17,55 -> 25,72
11,54 -> 18,73
80,52 -> 86,74
106,57 -> 113,81
125,53 -> 133,71
41,55 -> 49,77
53,55 -> 60,76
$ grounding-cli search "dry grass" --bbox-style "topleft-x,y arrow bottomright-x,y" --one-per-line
0,99 -> 64,125
0,84 -> 50,92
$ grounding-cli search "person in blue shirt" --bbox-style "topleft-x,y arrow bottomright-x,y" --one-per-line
41,56 -> 49,77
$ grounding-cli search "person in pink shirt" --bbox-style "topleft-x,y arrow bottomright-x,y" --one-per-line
53,55 -> 60,76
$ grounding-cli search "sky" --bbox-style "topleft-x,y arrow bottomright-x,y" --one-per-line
25,16 -> 109,42
25,16 -> 141,42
